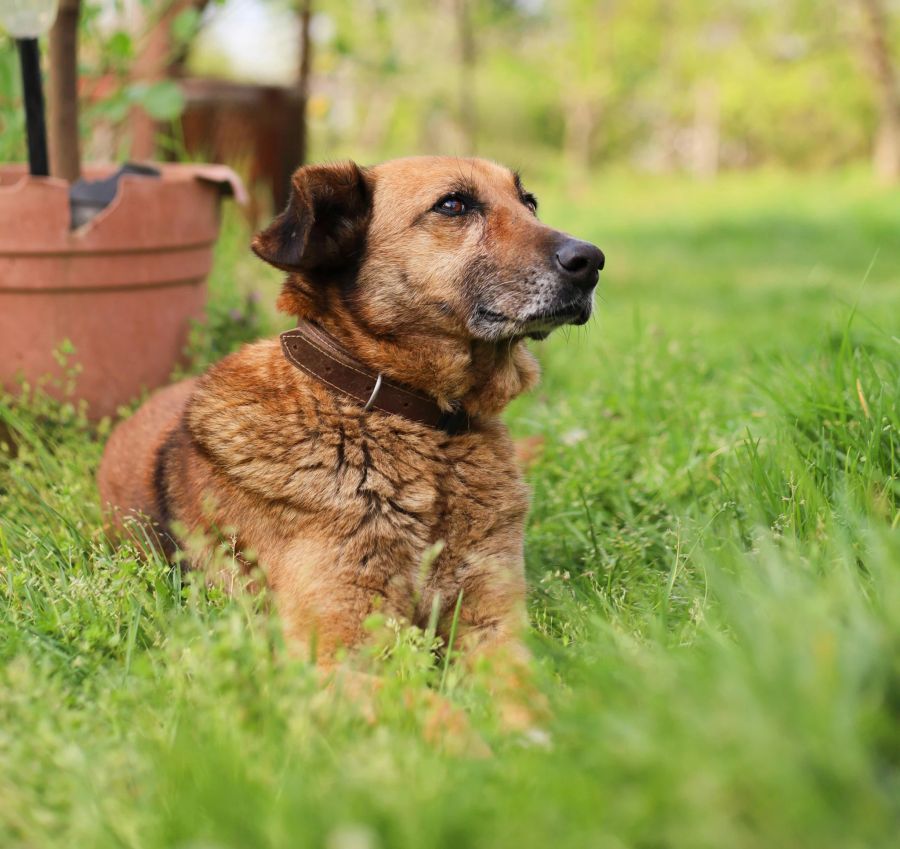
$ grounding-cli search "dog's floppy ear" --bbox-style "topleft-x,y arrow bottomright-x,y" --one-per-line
252,161 -> 372,273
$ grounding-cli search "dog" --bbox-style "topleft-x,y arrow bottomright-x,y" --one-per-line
98,156 -> 603,694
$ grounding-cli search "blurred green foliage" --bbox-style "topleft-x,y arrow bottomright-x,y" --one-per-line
0,0 -> 210,162
308,0 -> 896,171
1,169 -> 898,848
1,0 -> 897,173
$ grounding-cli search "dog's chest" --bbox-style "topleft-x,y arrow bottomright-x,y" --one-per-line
188,363 -> 529,606
316,420 -> 528,557
296,421 -> 529,621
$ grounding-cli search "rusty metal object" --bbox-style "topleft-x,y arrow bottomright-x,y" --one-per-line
178,79 -> 303,216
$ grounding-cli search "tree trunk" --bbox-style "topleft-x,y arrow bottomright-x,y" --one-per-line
297,0 -> 313,167
47,0 -> 81,182
857,0 -> 900,183
129,0 -> 208,160
453,0 -> 477,153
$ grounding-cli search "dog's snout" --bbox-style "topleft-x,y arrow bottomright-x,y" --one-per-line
554,238 -> 604,289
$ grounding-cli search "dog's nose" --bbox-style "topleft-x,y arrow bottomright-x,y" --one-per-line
554,238 -> 604,290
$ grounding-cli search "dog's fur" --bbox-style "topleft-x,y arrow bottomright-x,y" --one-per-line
98,156 -> 600,676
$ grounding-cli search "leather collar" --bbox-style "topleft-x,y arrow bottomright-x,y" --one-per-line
280,321 -> 470,435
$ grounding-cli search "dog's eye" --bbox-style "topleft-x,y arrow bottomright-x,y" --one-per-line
434,194 -> 469,216
523,194 -> 538,214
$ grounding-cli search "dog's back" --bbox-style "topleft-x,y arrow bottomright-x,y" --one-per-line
97,378 -> 197,537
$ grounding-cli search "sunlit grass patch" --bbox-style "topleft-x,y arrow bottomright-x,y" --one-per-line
1,171 -> 897,848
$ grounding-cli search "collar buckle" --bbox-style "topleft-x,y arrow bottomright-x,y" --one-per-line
362,373 -> 384,412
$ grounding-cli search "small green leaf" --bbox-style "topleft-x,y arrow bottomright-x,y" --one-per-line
171,7 -> 201,46
133,80 -> 185,121
106,31 -> 133,61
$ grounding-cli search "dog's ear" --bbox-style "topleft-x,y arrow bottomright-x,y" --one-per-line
252,161 -> 372,273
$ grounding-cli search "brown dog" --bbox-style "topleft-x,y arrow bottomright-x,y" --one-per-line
98,156 -> 603,681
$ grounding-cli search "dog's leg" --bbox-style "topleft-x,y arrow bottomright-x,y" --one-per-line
270,543 -> 382,669
272,545 -> 487,753
457,617 -> 541,732
274,557 -> 389,724
450,556 -> 547,732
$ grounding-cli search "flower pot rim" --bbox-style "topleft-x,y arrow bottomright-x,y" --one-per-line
0,162 -> 245,256
0,162 -> 246,247
0,161 -> 247,205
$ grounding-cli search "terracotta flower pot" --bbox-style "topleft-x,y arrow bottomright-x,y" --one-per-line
0,163 -> 245,419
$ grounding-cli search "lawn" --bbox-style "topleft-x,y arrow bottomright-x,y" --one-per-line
1,168 -> 898,849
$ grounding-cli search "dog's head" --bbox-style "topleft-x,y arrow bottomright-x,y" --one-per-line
252,157 -> 603,343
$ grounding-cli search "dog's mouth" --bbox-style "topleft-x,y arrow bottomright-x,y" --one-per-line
472,300 -> 591,341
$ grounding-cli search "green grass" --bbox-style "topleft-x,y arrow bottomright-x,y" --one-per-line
1,169 -> 898,849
